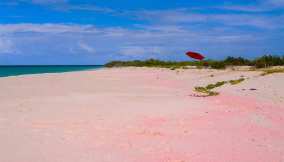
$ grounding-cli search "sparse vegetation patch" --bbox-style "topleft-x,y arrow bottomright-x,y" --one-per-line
194,86 -> 219,96
229,78 -> 245,85
194,78 -> 246,97
206,81 -> 227,90
261,68 -> 284,76
194,81 -> 227,97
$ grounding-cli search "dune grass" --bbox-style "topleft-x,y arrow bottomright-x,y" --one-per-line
229,78 -> 245,85
205,81 -> 227,90
261,68 -> 284,76
194,81 -> 227,96
194,78 -> 246,96
194,86 -> 220,96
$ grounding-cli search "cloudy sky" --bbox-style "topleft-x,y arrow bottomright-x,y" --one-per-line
0,0 -> 284,65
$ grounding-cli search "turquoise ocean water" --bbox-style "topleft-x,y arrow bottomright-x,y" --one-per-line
0,65 -> 103,78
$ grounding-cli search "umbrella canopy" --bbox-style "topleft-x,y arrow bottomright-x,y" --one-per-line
186,51 -> 205,60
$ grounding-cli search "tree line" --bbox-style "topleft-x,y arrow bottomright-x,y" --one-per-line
105,55 -> 284,69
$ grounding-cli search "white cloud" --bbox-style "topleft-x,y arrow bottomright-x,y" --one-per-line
137,9 -> 284,29
217,0 -> 284,12
219,5 -> 270,12
0,38 -> 15,54
266,0 -> 284,7
0,23 -> 99,35
78,42 -> 96,54
30,0 -> 67,5
65,4 -> 114,13
119,46 -> 169,58
119,46 -> 147,56
22,0 -> 115,13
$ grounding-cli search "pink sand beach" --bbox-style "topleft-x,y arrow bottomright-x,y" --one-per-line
0,67 -> 284,162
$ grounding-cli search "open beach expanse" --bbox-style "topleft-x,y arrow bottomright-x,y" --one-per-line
1,67 -> 284,162
1,0 -> 284,161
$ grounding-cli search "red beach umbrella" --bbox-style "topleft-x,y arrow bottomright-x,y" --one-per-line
186,51 -> 205,61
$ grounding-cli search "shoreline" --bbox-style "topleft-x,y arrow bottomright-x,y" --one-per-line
0,66 -> 104,78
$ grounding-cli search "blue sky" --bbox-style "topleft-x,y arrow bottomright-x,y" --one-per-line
0,0 -> 284,64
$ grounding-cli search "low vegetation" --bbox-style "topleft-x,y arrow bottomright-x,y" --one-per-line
205,81 -> 227,90
261,68 -> 284,76
194,78 -> 246,96
229,78 -> 245,85
194,81 -> 227,96
194,86 -> 219,96
105,55 -> 284,70
105,59 -> 201,69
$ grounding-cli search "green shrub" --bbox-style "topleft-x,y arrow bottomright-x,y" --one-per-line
229,78 -> 245,85
254,60 -> 266,68
105,54 -> 284,69
205,81 -> 226,90
224,56 -> 251,66
253,55 -> 284,68
208,91 -> 219,96
206,84 -> 215,90
195,87 -> 209,94
215,81 -> 227,87
210,61 -> 226,69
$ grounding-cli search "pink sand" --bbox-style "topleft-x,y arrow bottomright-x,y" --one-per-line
0,67 -> 283,162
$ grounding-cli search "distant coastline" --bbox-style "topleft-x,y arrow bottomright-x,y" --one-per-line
0,65 -> 103,78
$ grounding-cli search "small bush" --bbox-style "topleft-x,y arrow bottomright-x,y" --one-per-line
206,84 -> 215,90
210,61 -> 226,69
195,87 -> 209,93
254,60 -> 266,68
208,91 -> 219,96
229,78 -> 245,85
205,81 -> 226,90
182,66 -> 189,69
224,56 -> 250,66
215,81 -> 227,87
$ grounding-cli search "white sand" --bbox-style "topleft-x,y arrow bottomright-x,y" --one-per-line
0,67 -> 284,162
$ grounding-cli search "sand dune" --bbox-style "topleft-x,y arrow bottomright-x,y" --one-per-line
0,67 -> 283,162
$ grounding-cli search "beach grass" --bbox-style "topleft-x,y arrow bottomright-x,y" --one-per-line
194,86 -> 220,96
206,81 -> 227,90
194,81 -> 227,96
261,68 -> 284,76
229,78 -> 245,85
194,78 -> 246,96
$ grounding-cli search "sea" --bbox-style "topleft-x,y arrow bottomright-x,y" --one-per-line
0,65 -> 103,78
